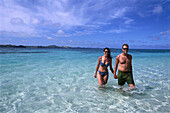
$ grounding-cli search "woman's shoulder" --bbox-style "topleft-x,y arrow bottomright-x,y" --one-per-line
98,56 -> 102,60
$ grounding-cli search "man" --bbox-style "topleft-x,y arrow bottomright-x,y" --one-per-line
114,44 -> 135,89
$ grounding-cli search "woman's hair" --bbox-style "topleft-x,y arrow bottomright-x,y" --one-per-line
103,47 -> 112,59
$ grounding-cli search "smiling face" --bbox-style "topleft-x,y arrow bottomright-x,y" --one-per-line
104,49 -> 109,56
103,48 -> 111,57
122,45 -> 129,54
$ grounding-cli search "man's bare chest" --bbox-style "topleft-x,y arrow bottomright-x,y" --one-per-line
119,56 -> 130,64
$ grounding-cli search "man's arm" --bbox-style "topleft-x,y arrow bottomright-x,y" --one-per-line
114,55 -> 119,79
130,55 -> 133,75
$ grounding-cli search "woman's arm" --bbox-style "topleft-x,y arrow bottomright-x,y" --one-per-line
109,58 -> 114,74
94,57 -> 101,78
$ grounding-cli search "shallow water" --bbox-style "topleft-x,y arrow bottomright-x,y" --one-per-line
0,48 -> 170,113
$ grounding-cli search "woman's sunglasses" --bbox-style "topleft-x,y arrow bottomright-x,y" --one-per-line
104,51 -> 109,53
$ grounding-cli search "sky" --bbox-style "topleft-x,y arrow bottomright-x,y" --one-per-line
0,0 -> 170,49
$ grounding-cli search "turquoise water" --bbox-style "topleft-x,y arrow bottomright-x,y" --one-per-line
0,48 -> 170,113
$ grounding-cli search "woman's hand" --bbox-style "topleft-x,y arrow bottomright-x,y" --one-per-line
114,75 -> 117,79
94,73 -> 97,78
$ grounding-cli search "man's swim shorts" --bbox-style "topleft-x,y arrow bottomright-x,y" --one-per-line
118,70 -> 135,85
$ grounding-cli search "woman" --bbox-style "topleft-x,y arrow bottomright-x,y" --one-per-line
94,47 -> 114,86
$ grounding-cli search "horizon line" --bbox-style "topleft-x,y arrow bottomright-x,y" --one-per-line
0,44 -> 170,50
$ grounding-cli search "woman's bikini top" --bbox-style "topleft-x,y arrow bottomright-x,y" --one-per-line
100,57 -> 110,67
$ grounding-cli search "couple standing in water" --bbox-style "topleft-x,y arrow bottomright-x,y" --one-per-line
94,44 -> 135,89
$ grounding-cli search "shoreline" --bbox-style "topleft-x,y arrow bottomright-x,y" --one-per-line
0,44 -> 71,49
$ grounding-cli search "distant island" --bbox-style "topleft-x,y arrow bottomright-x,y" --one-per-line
0,44 -> 72,48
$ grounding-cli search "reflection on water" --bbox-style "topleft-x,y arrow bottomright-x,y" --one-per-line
0,48 -> 169,112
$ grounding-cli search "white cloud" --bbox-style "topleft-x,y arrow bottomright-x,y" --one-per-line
138,12 -> 146,17
31,18 -> 40,24
148,30 -> 170,41
111,7 -> 129,19
160,30 -> 170,36
47,37 -> 54,40
110,29 -> 128,33
0,31 -> 40,38
57,30 -> 64,35
0,0 -> 145,39
124,17 -> 134,24
152,5 -> 163,14
0,0 -> 37,36
33,0 -> 85,26
92,22 -> 111,25
0,0 -> 86,37
10,18 -> 25,25
101,29 -> 128,34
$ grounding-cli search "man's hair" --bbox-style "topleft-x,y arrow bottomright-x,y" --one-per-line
122,44 -> 129,48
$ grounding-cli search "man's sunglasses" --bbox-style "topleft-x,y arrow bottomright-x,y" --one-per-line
123,48 -> 128,50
